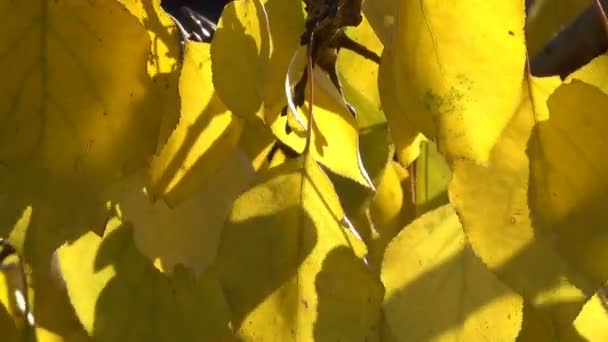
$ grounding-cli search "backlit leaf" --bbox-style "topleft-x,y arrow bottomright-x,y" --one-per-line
119,149 -> 254,276
574,290 -> 608,340
528,79 -> 608,292
450,78 -> 587,338
381,205 -> 523,341
378,45 -> 424,165
211,0 -> 270,122
338,15 -> 385,129
148,41 -> 243,206
216,157 -> 382,340
0,0 -> 167,261
390,0 -> 527,162
58,220 -> 233,341
117,0 -> 182,148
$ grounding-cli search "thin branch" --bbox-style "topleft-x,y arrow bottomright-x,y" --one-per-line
531,0 -> 608,77
592,0 -> 608,38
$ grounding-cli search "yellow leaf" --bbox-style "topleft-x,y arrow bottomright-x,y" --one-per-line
261,0 -> 306,118
148,41 -> 243,205
58,221 -> 234,341
237,120 -> 276,172
338,15 -> 385,129
381,205 -> 523,341
116,0 -> 182,148
366,161 -> 414,272
211,0 -> 270,122
0,273 -> 20,342
574,290 -> 608,340
526,0 -> 589,56
0,0 -> 167,254
415,140 -> 451,217
567,53 -> 608,91
362,0 -> 396,45
529,76 -> 562,122
116,150 -> 254,276
377,45 -> 424,165
391,0 -> 527,162
216,157 -> 382,341
528,79 -> 608,291
449,79 -> 587,338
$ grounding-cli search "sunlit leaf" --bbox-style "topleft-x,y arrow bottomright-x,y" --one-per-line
261,0 -> 306,119
58,220 -> 233,341
339,15 -> 385,129
528,79 -> 608,291
381,205 -> 523,341
0,0 -> 167,262
116,150 -> 254,276
567,53 -> 608,90
211,0 -> 270,122
529,76 -> 561,122
0,272 -> 22,342
366,161 -> 414,272
390,0 -> 527,162
378,44 -> 424,165
450,79 -> 587,338
216,157 -> 382,340
237,119 -> 276,172
574,290 -> 608,340
117,0 -> 181,148
148,41 -> 243,206
415,140 -> 451,217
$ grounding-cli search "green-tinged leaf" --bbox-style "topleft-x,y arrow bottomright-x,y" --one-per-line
58,220 -> 234,341
528,79 -> 608,291
378,45 -> 424,165
450,79 -> 587,339
574,290 -> 608,340
339,15 -> 385,129
117,0 -> 182,148
381,205 -> 523,341
362,0 -> 396,45
211,0 -> 270,122
216,157 -> 383,341
415,140 -> 451,217
525,0 -> 589,56
0,0 -> 167,261
390,0 -> 526,162
148,41 -> 243,206
117,149 -> 254,276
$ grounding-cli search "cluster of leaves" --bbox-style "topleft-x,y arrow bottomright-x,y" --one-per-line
1,0 -> 608,341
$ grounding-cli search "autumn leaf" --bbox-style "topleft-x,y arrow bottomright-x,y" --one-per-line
450,77 -> 587,339
0,0 -> 168,261
387,0 -> 527,163
215,156 -> 382,340
211,0 -> 270,122
381,205 -> 523,341
58,220 -> 234,341
148,41 -> 243,206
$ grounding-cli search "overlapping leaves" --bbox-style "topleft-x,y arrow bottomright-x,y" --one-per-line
2,0 -> 608,341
